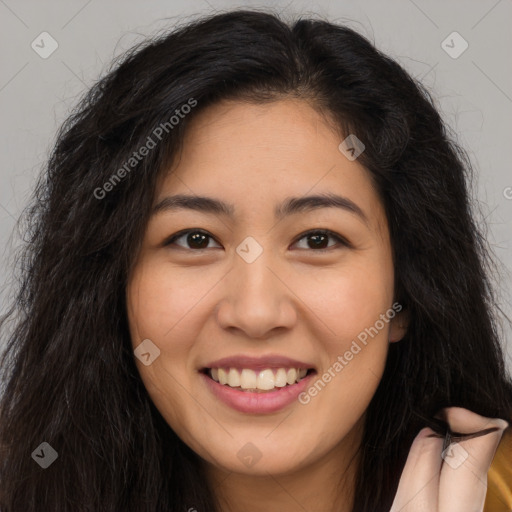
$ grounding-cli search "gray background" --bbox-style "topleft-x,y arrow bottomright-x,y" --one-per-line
0,0 -> 511,370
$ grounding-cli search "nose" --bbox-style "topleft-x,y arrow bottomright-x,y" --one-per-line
215,248 -> 297,340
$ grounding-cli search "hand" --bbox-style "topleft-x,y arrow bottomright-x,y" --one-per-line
390,407 -> 509,512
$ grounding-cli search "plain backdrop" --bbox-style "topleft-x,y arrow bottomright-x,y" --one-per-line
0,0 -> 511,371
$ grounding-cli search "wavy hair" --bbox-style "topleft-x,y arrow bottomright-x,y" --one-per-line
1,9 -> 511,512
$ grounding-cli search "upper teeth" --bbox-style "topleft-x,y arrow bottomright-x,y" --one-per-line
210,368 -> 308,391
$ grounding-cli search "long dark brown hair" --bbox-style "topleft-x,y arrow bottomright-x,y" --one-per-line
1,9 -> 511,512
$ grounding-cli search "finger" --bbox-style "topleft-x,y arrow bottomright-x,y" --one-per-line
438,407 -> 509,512
390,427 -> 443,512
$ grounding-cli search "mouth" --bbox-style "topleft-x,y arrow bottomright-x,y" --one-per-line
201,367 -> 316,393
200,354 -> 318,413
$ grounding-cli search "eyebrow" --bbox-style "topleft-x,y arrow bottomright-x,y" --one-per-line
152,192 -> 368,225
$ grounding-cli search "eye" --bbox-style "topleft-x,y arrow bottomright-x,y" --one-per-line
291,229 -> 350,252
164,228 -> 350,252
164,229 -> 222,250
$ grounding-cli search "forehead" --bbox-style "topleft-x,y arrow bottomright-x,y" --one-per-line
156,98 -> 387,234
174,98 -> 343,171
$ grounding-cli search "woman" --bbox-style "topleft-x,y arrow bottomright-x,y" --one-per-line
0,9 -> 511,512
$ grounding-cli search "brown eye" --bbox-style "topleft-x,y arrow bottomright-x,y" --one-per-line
165,230 -> 221,250
164,228 -> 350,252
292,230 -> 350,252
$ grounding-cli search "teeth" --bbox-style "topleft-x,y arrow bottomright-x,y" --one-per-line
286,368 -> 297,385
240,369 -> 257,389
208,367 -> 310,391
218,368 -> 228,385
257,369 -> 275,390
275,368 -> 288,387
228,368 -> 240,387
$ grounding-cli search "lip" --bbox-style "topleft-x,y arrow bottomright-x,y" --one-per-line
203,354 -> 315,371
200,369 -> 317,414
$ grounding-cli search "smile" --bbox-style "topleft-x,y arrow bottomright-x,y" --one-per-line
206,367 -> 312,392
200,356 -> 317,413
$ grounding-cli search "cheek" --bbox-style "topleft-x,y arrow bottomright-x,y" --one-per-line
126,260 -> 211,345
293,255 -> 393,418
299,257 -> 394,345
126,263 -> 209,433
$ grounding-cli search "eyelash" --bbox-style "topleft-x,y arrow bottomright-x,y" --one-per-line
163,228 -> 351,253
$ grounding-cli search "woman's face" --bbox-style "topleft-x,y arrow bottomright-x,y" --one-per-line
126,98 -> 407,477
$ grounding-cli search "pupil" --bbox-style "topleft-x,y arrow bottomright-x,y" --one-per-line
189,232 -> 209,249
309,233 -> 328,249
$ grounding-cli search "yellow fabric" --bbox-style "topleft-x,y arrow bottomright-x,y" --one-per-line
484,427 -> 512,511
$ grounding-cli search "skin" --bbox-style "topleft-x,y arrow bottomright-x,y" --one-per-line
391,407 -> 508,512
126,98 -> 408,512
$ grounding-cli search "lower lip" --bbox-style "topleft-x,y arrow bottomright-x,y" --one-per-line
201,371 -> 316,414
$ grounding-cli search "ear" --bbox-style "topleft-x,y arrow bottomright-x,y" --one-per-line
389,309 -> 409,343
